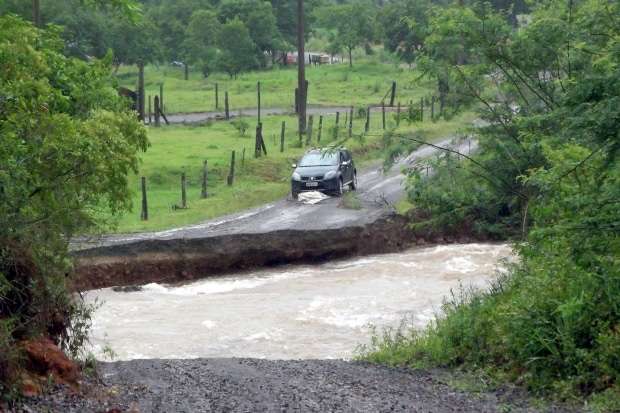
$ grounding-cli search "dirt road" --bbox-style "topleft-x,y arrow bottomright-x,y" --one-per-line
75,136 -> 473,250
25,359 -> 576,412
71,136 -> 477,290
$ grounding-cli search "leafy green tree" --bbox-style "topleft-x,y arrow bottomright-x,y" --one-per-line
0,14 -> 147,394
217,17 -> 258,78
378,0 -> 435,66
146,0 -> 212,63
373,0 -> 620,400
108,16 -> 162,68
182,9 -> 221,77
217,0 -> 281,66
316,0 -> 378,67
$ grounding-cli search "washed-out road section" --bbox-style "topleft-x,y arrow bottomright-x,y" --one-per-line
72,136 -> 476,290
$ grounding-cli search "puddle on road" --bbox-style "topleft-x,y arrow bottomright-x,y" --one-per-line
86,243 -> 513,360
297,191 -> 331,204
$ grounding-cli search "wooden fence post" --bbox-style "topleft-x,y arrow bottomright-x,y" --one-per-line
431,96 -> 435,121
181,172 -> 187,208
201,160 -> 208,199
257,81 -> 261,124
159,83 -> 164,113
154,95 -> 161,127
294,88 -> 299,113
348,107 -> 353,137
227,151 -> 235,185
140,176 -> 148,221
184,63 -> 189,80
382,101 -> 386,130
138,60 -> 145,122
225,91 -> 230,120
317,115 -> 323,142
365,107 -> 370,133
242,147 -> 246,166
420,97 -> 424,122
215,83 -> 219,109
148,95 -> 152,124
255,123 -> 267,157
306,115 -> 314,145
397,101 -> 401,126
334,111 -> 340,139
389,81 -> 396,107
280,121 -> 286,152
344,111 -> 348,130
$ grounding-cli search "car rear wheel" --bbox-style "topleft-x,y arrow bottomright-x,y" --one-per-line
349,172 -> 357,190
292,190 -> 299,200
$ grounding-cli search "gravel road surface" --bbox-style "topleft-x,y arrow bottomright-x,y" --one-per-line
24,359 -> 576,412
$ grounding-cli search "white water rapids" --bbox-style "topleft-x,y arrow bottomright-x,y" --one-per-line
85,243 -> 512,361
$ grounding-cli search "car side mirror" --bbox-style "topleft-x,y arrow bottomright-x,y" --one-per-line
292,163 -> 297,168
341,160 -> 350,166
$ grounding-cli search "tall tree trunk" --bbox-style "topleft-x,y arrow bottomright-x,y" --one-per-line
32,0 -> 41,27
348,47 -> 353,68
297,0 -> 307,134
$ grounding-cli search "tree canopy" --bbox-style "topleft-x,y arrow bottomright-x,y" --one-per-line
0,13 -> 147,393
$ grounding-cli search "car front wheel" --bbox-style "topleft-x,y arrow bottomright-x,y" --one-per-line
336,178 -> 344,197
350,172 -> 357,190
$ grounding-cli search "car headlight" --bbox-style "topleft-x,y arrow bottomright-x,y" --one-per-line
324,170 -> 337,179
292,172 -> 301,181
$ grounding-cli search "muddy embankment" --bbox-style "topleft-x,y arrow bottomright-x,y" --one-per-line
72,211 -> 492,291
72,215 -> 422,291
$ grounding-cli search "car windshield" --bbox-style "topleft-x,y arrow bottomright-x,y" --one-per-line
298,151 -> 339,167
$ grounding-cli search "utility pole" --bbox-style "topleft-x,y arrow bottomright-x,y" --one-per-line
297,0 -> 307,135
138,60 -> 145,122
32,0 -> 41,27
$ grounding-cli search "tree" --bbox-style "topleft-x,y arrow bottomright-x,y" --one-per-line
317,0 -> 377,67
108,16 -> 162,68
217,17 -> 258,78
378,0 -> 434,66
376,0 -> 620,399
183,9 -> 221,77
146,0 -> 212,63
0,14 -> 147,393
217,0 -> 281,67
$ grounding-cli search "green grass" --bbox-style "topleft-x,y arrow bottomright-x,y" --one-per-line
339,192 -> 363,210
116,56 -> 434,114
110,110 -> 475,233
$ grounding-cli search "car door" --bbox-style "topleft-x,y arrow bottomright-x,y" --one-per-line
345,150 -> 354,179
340,150 -> 352,183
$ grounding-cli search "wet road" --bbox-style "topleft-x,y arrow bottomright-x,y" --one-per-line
74,136 -> 476,250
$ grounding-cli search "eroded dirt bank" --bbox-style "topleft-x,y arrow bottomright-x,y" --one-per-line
72,215 -> 433,291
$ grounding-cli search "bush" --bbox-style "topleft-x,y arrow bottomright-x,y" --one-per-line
0,15 -> 147,399
231,118 -> 250,136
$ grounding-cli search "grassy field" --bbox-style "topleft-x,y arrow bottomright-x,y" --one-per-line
116,57 -> 433,114
108,110 -> 475,233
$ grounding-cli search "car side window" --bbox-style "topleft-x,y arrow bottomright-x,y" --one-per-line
345,151 -> 352,162
340,152 -> 346,163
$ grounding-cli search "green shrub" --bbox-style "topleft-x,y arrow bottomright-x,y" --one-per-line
0,15 -> 147,400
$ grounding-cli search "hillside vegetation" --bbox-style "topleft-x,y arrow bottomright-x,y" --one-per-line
362,0 -> 620,410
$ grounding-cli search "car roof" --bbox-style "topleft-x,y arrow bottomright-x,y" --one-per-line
305,147 -> 347,154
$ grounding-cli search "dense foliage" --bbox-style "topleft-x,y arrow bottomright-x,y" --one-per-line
366,0 -> 620,406
0,0 -> 319,76
0,15 -> 147,399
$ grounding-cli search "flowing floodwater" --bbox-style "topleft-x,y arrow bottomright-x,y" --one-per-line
86,243 -> 512,361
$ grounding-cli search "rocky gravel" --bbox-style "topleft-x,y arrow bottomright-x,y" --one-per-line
20,358 -> 579,412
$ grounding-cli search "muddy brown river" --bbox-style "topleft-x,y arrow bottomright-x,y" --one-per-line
86,243 -> 512,361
